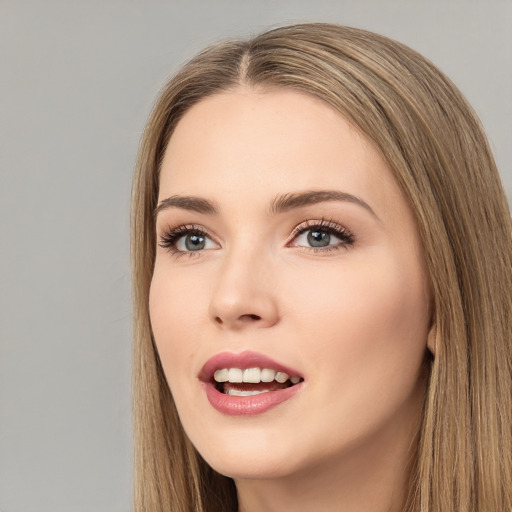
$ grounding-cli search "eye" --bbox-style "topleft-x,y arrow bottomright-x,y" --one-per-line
159,224 -> 219,256
289,219 -> 354,252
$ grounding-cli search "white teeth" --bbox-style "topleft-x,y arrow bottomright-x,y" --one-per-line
275,371 -> 289,383
227,389 -> 271,397
227,368 -> 243,383
243,367 -> 261,383
213,367 -> 302,384
213,369 -> 229,382
260,368 -> 276,382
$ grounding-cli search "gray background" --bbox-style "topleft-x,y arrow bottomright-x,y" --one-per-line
1,1 -> 510,511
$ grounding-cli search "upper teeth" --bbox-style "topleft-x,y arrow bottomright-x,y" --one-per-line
214,367 -> 301,385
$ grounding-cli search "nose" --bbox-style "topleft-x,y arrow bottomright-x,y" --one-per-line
208,247 -> 279,330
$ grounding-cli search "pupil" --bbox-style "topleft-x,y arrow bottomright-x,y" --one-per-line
308,230 -> 330,247
185,234 -> 205,251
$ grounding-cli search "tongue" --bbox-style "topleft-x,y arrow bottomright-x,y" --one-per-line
222,381 -> 289,394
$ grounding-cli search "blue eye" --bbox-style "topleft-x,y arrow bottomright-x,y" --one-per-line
291,220 -> 354,251
295,229 -> 338,248
159,225 -> 218,255
175,232 -> 215,251
159,219 -> 354,258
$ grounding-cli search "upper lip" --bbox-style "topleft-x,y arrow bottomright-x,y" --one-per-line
199,350 -> 303,382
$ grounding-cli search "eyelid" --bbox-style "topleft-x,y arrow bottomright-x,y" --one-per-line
158,218 -> 354,258
158,223 -> 220,254
287,218 -> 354,245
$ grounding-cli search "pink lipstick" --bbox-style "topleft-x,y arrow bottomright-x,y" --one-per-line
199,350 -> 304,416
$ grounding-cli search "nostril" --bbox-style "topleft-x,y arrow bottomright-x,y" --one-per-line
241,314 -> 261,322
213,313 -> 264,326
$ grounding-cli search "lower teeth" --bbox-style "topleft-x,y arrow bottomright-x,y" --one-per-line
226,389 -> 271,397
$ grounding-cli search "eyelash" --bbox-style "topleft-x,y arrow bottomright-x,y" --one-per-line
158,224 -> 211,259
290,219 -> 355,253
158,218 -> 355,259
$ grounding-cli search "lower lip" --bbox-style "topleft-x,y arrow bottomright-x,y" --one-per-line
203,382 -> 303,416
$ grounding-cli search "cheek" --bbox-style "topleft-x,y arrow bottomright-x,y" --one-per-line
288,252 -> 429,386
148,264 -> 206,383
280,253 -> 430,453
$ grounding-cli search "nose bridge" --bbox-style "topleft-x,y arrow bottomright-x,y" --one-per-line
208,237 -> 279,329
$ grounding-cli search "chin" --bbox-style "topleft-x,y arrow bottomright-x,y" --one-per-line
205,453 -> 297,481
190,427 -> 304,481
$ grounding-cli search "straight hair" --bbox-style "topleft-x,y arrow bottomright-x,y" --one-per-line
131,23 -> 512,511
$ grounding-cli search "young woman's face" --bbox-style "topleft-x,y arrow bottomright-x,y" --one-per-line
150,88 -> 432,481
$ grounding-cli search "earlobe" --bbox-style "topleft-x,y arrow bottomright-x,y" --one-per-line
427,324 -> 437,356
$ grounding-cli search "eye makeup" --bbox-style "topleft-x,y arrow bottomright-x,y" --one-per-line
287,218 -> 355,253
158,223 -> 217,259
157,217 -> 355,259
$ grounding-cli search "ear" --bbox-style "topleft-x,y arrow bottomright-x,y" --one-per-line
427,324 -> 437,356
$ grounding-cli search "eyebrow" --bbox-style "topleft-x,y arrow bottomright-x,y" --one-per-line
154,190 -> 379,220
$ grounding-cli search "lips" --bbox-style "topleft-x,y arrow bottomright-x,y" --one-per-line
199,350 -> 304,416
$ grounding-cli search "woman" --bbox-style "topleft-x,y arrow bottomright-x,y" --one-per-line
131,23 -> 512,511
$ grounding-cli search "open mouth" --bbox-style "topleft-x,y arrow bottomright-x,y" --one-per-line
199,351 -> 305,415
213,367 -> 304,396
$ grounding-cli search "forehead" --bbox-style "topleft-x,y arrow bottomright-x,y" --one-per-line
159,87 -> 404,220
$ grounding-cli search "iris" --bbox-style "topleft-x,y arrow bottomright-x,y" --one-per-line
308,230 -> 330,247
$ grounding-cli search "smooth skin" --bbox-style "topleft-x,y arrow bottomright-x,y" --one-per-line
150,88 -> 434,512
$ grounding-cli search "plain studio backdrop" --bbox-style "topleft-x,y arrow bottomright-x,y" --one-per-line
0,1 -> 510,511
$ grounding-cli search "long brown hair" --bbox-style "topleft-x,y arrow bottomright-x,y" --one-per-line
131,23 -> 512,511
